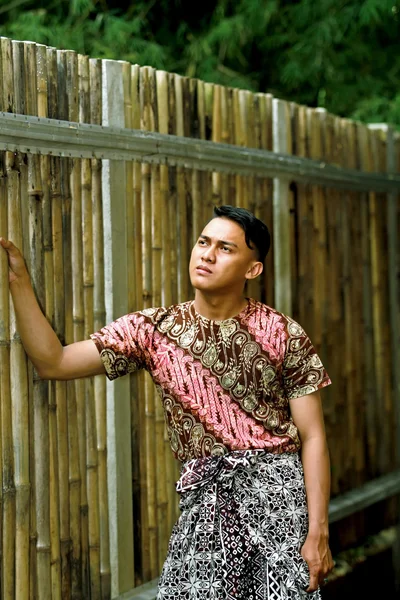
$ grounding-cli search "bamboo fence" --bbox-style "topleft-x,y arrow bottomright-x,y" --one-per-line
0,36 -> 398,598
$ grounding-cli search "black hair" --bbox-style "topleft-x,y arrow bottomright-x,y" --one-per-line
212,205 -> 271,263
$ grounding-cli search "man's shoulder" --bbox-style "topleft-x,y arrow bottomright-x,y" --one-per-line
246,299 -> 306,338
247,298 -> 291,322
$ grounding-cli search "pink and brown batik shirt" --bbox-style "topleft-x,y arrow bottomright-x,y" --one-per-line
90,298 -> 332,462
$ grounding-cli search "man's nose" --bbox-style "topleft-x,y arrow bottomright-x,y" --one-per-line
201,246 -> 216,262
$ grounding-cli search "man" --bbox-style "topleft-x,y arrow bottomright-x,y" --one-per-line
1,205 -> 333,599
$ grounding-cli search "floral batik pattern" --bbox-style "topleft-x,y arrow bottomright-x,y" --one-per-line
157,450 -> 320,600
91,299 -> 332,462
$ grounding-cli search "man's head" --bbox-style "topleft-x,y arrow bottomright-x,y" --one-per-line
189,205 -> 271,295
212,205 -> 271,262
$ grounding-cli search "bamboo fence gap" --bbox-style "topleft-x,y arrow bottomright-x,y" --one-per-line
0,35 -> 398,599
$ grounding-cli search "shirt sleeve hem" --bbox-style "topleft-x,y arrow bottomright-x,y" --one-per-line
89,334 -> 118,381
287,377 -> 332,401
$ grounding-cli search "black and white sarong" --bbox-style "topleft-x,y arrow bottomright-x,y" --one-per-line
157,450 -> 321,600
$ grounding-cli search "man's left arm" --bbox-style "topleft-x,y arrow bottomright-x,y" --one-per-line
289,390 -> 334,592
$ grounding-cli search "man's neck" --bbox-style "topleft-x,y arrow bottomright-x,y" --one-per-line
193,292 -> 248,321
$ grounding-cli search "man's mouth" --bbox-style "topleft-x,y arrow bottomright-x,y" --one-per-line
196,265 -> 212,274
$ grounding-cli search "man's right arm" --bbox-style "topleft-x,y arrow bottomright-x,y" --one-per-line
1,237 -> 105,380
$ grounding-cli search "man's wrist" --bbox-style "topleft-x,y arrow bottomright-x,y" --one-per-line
307,522 -> 329,539
10,274 -> 32,293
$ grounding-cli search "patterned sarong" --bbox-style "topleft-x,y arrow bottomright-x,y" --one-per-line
157,450 -> 321,600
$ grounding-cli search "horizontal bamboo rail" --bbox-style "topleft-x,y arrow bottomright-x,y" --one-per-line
0,112 -> 399,192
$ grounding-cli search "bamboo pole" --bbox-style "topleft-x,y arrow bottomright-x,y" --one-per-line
174,74 -> 189,304
50,47 -> 72,600
139,64 -> 158,579
0,152 -> 6,597
366,128 -> 388,476
58,47 -> 76,598
128,62 -> 144,583
1,37 -> 15,112
1,151 -> 16,600
191,78 -> 206,244
356,123 -> 377,480
155,67 -> 177,569
151,161 -> 169,572
39,42 -> 65,600
79,52 -> 102,600
12,40 -> 26,114
90,56 -> 111,600
65,48 -> 88,599
255,92 -> 274,307
2,36 -> 30,600
24,39 -> 54,599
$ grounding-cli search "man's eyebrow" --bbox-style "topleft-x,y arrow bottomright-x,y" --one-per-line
199,234 -> 238,248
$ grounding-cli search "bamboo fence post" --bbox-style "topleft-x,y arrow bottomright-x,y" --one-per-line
79,52 -> 102,600
129,63 -> 146,584
1,153 -> 16,600
174,74 -> 189,304
356,124 -> 378,481
64,49 -> 87,600
139,64 -> 158,579
155,68 -> 175,571
102,58 -> 134,596
272,99 -> 292,315
382,126 -> 400,595
129,62 -> 145,584
8,153 -> 31,600
12,40 -> 25,114
191,79 -> 205,244
39,42 -> 65,600
212,84 -> 223,207
52,47 -> 72,600
24,39 -> 54,599
0,36 -> 23,600
0,151 -> 8,587
255,93 -> 274,307
1,36 -> 14,112
239,90 -> 259,300
202,82 -> 214,219
167,72 -> 178,304
90,56 -> 112,600
366,128 -> 390,476
22,41 -> 38,599
151,159 -> 169,573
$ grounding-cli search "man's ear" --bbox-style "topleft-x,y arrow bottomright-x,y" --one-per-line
245,261 -> 264,280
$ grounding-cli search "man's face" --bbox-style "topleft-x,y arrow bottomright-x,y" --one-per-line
189,217 -> 261,294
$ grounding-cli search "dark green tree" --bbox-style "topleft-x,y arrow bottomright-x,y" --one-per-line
0,0 -> 399,125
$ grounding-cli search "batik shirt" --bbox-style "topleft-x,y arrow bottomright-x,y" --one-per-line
90,299 -> 332,462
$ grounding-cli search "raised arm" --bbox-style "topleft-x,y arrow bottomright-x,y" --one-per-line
0,237 -> 105,380
289,390 -> 334,592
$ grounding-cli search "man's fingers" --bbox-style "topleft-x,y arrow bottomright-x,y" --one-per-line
306,577 -> 319,593
306,567 -> 320,593
0,237 -> 18,254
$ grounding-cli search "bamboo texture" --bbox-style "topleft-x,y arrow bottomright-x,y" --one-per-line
0,36 -> 398,599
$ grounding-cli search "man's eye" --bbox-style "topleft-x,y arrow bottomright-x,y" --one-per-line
198,239 -> 206,245
222,246 -> 231,252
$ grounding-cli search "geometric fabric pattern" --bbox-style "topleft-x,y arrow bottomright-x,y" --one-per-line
157,450 -> 321,600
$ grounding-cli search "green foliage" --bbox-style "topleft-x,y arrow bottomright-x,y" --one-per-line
0,0 -> 399,126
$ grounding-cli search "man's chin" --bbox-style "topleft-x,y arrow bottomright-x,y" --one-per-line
190,274 -> 216,292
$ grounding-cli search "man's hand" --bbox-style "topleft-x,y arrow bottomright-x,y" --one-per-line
0,237 -> 30,285
301,532 -> 334,592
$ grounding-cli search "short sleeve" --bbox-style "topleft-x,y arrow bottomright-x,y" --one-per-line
282,317 -> 332,400
90,312 -> 152,381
